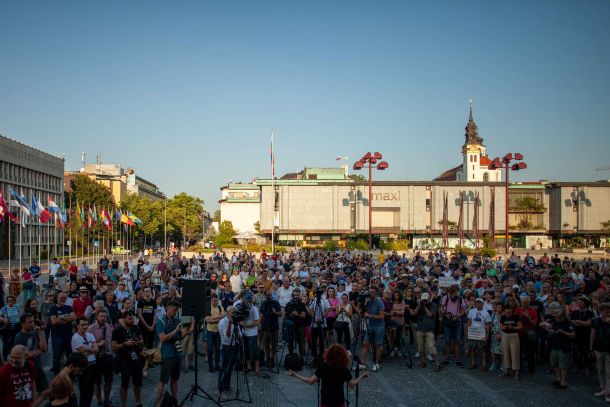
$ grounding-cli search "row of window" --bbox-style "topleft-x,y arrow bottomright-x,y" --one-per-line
0,161 -> 62,191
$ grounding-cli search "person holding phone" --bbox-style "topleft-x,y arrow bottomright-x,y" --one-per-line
154,300 -> 185,405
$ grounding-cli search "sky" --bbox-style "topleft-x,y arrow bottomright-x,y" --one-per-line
1,0 -> 609,211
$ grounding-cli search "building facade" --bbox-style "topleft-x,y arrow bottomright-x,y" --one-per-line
0,135 -> 65,261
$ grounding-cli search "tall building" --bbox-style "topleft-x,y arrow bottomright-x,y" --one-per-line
434,106 -> 502,182
0,135 -> 65,261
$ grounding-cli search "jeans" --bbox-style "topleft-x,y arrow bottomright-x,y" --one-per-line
207,331 -> 221,371
311,327 -> 325,358
52,333 -> 73,375
219,344 -> 241,392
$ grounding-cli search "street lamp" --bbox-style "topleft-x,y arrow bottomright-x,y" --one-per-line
353,152 -> 389,250
488,153 -> 527,254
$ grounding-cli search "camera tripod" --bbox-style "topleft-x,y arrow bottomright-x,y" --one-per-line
218,321 -> 252,403
304,296 -> 329,367
180,314 -> 221,407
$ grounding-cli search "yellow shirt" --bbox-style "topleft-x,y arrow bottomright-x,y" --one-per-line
207,304 -> 225,332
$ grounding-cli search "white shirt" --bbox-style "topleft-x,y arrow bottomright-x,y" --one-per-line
230,275 -> 242,294
142,263 -> 153,274
71,331 -> 97,364
50,263 -> 61,277
277,286 -> 293,308
233,300 -> 260,337
218,316 -> 242,346
467,308 -> 491,330
308,298 -> 330,328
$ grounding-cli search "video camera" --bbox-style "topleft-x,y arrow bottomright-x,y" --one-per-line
357,289 -> 369,307
233,301 -> 251,323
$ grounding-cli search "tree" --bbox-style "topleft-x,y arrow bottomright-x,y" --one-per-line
601,220 -> 610,231
215,220 -> 236,247
513,196 -> 546,229
63,174 -> 115,255
119,194 -> 164,246
213,210 -> 221,222
166,193 -> 205,246
437,220 -> 458,231
349,174 -> 367,182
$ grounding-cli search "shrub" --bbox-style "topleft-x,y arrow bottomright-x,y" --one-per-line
324,240 -> 339,252
380,239 -> 409,251
453,245 -> 474,256
479,247 -> 496,258
347,238 -> 369,251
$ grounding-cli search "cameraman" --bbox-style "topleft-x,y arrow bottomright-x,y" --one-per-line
112,310 -> 144,407
155,300 -> 185,404
308,288 -> 331,361
260,288 -> 282,367
360,286 -> 384,372
218,306 -> 240,393
234,291 -> 261,375
284,289 -> 307,357
411,292 -> 440,371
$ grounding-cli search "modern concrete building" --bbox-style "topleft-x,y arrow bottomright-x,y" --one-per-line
0,135 -> 65,261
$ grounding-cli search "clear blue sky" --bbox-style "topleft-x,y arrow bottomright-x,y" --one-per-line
1,1 -> 609,210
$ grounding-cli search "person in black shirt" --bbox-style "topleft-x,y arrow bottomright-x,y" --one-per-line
50,293 -> 77,375
112,310 -> 144,407
284,290 -> 307,357
591,302 -> 610,400
288,344 -> 369,407
570,296 -> 593,375
136,287 -> 157,350
544,307 -> 575,389
259,290 -> 281,367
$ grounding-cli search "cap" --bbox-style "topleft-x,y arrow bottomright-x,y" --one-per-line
475,298 -> 484,303
79,286 -> 88,291
421,292 -> 430,300
464,273 -> 472,279
389,281 -> 397,286
512,284 -> 520,290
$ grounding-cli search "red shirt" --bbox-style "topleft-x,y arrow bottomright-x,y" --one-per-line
72,297 -> 93,318
514,306 -> 538,335
0,361 -> 36,407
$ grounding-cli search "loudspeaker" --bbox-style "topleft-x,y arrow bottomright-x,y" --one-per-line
181,279 -> 211,317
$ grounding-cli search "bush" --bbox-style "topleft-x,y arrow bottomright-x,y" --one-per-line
324,240 -> 339,252
453,245 -> 474,256
380,239 -> 410,251
479,247 -> 497,258
347,238 -> 369,251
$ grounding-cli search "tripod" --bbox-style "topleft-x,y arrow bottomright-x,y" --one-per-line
304,296 -> 328,367
180,315 -> 221,407
218,321 -> 252,403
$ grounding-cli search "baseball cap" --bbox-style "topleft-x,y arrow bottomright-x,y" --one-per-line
512,284 -> 520,290
475,297 -> 484,303
421,292 -> 430,300
79,286 -> 88,292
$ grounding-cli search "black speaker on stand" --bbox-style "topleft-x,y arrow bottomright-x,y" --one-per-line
179,279 -> 219,406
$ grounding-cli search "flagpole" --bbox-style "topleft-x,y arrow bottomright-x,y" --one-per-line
19,206 -> 22,272
69,195 -> 72,263
38,192 -> 42,266
271,129 -> 275,254
46,193 -> 50,271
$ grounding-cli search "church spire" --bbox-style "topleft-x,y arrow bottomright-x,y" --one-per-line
464,99 -> 483,146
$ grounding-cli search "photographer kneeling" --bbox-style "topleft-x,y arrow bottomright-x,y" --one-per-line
288,344 -> 369,407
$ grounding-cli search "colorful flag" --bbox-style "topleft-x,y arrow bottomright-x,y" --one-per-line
31,196 -> 39,217
0,192 -> 15,221
36,198 -> 51,224
9,187 -> 30,216
48,199 -> 61,213
77,201 -> 85,229
128,212 -> 141,226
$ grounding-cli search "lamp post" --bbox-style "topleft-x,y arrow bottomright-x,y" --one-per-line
353,152 -> 389,250
488,153 -> 527,254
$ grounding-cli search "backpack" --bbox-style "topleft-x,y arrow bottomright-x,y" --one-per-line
159,391 -> 178,407
284,352 -> 303,371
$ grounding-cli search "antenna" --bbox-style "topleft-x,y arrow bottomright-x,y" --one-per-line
81,152 -> 86,168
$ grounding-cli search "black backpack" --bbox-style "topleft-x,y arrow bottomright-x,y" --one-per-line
284,352 -> 303,371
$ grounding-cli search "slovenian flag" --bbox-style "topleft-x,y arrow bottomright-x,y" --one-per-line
48,199 -> 61,213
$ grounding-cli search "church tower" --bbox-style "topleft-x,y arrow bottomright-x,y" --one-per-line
457,103 -> 496,181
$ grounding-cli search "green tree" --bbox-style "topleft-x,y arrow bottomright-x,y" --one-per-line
213,210 -> 221,222
166,193 -> 205,246
119,194 -> 164,246
63,174 -> 115,255
514,197 -> 546,229
349,174 -> 367,182
215,220 -> 236,247
601,220 -> 610,231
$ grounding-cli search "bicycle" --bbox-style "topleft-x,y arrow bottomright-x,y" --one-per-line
382,322 -> 413,369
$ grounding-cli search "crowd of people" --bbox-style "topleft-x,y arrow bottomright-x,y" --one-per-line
0,248 -> 609,406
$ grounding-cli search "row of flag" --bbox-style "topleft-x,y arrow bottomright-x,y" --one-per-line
0,188 -> 142,229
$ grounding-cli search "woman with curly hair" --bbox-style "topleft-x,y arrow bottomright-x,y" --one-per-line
288,344 -> 369,407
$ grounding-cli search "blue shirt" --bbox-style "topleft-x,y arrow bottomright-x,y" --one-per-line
155,315 -> 182,358
0,305 -> 20,328
365,298 -> 385,329
29,266 -> 41,278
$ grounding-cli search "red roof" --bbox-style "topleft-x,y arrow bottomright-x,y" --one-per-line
433,164 -> 461,181
480,155 -> 492,166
